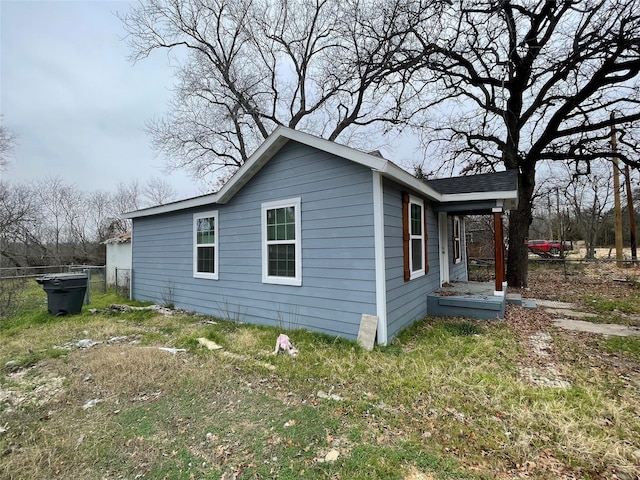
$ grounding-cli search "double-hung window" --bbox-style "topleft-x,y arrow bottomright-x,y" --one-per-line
409,196 -> 426,278
262,198 -> 301,286
403,193 -> 427,281
193,211 -> 218,279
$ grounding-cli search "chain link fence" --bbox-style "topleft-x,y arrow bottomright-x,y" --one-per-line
0,265 -> 106,318
469,256 -> 640,282
114,268 -> 131,299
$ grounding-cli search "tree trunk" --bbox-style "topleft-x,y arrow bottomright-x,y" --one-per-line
506,165 -> 536,287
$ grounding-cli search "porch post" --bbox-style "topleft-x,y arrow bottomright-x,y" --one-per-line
493,207 -> 505,295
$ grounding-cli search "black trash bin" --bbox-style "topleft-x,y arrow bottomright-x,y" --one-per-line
36,273 -> 88,316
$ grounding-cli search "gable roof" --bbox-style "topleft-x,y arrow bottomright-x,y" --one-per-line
123,127 -> 518,219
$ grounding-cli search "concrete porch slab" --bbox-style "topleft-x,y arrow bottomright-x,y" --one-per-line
428,281 -> 506,320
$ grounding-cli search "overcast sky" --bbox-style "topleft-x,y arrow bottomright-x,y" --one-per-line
1,0 -> 199,199
1,0 -> 427,203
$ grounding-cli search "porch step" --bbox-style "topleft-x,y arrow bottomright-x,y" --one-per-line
437,296 -> 503,311
506,293 -> 522,305
427,294 -> 505,320
506,293 -> 537,309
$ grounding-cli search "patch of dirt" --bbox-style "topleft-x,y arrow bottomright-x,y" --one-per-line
507,266 -> 640,379
403,466 -> 436,480
504,304 -> 571,388
516,263 -> 639,306
0,364 -> 65,414
502,266 -> 640,479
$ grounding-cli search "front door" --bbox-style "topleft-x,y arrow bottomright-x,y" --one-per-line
438,212 -> 449,286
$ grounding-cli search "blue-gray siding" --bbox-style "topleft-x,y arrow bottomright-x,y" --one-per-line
132,142 -> 377,339
382,178 -> 441,340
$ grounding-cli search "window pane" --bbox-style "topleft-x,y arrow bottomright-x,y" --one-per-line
411,239 -> 423,271
197,246 -> 215,273
285,206 -> 295,223
286,223 -> 295,240
410,204 -> 422,235
266,206 -> 295,241
197,217 -> 215,244
268,244 -> 295,277
267,225 -> 276,241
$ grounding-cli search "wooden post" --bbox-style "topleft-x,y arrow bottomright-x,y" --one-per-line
493,208 -> 505,294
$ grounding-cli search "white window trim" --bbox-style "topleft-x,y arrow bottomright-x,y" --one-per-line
409,195 -> 426,280
453,215 -> 462,265
261,198 -> 302,286
193,210 -> 219,280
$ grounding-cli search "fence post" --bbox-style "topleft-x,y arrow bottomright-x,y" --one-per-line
83,268 -> 91,305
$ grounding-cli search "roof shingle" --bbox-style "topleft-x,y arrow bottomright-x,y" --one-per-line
426,170 -> 518,195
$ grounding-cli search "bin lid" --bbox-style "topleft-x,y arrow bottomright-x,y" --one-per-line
36,272 -> 88,282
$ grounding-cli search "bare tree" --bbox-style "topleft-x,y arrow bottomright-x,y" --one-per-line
405,0 -> 640,286
562,161 -> 615,259
113,180 -> 141,214
87,190 -> 119,242
0,122 -> 16,171
119,0 -> 442,178
0,181 -> 40,267
142,176 -> 176,206
109,180 -> 143,235
60,189 -> 93,260
35,177 -> 78,262
120,0 -> 640,287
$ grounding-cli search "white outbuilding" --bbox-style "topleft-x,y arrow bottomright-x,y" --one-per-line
103,232 -> 132,288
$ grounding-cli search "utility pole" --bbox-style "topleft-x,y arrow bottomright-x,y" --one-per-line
556,188 -> 564,256
624,163 -> 638,266
556,188 -> 561,239
611,113 -> 624,267
547,194 -> 553,240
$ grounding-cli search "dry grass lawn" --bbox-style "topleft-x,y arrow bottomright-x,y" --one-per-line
1,265 -> 639,480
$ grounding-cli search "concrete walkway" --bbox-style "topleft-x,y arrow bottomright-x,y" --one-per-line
552,319 -> 640,337
533,299 -> 640,337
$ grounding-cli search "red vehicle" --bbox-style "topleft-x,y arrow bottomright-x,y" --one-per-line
527,239 -> 565,256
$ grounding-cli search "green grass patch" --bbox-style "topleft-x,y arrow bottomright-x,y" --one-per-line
604,336 -> 640,359
582,294 -> 640,315
1,274 -> 640,479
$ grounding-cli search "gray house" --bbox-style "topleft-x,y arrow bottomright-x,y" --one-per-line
123,127 -> 518,345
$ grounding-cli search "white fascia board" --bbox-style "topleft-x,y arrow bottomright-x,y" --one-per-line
123,127 -> 392,219
440,190 -> 518,203
376,162 -> 443,201
122,135 -> 292,219
122,125 -> 517,219
122,192 -> 221,219
216,133 -> 291,204
217,127 -> 389,202
278,127 -> 389,170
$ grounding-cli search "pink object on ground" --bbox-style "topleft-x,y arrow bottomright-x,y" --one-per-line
273,333 -> 298,356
